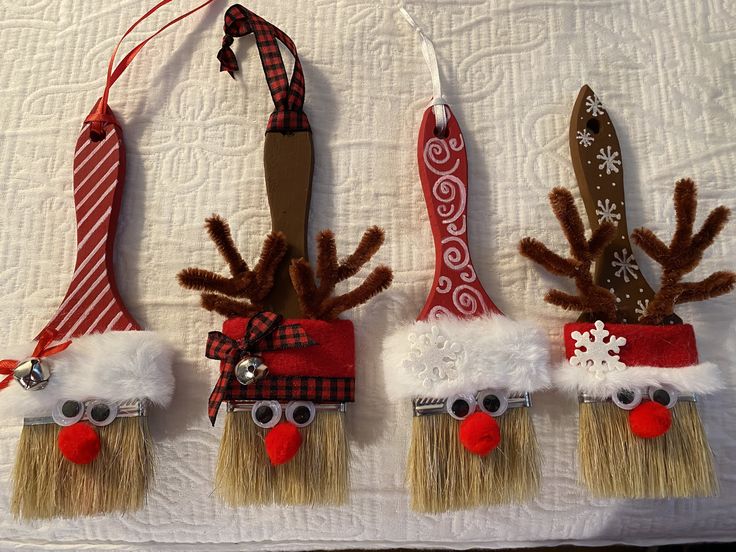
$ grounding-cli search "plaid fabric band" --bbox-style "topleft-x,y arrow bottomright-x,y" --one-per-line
205,311 -> 316,424
225,376 -> 355,403
218,4 -> 310,132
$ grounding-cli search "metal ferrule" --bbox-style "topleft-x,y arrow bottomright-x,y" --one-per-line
412,392 -> 532,417
227,400 -> 347,413
23,399 -> 147,426
578,393 -> 697,404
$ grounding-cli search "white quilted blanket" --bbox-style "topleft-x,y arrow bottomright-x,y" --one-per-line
1,0 -> 735,549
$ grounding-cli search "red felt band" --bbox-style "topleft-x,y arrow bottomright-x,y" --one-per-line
564,322 -> 699,367
222,317 -> 355,379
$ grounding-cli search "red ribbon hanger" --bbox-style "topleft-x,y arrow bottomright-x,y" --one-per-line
39,1 -> 216,342
87,0 -> 217,136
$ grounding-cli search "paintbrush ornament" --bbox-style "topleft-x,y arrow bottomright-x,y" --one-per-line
178,4 -> 392,506
382,8 -> 550,514
0,0 -> 218,519
521,85 -> 733,498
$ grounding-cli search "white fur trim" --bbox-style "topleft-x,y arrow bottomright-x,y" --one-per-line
382,315 -> 551,401
555,360 -> 723,399
0,331 -> 174,419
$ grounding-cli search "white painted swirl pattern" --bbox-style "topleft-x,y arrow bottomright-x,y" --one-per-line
428,305 -> 453,319
440,236 -> 471,271
432,175 -> 466,223
424,137 -> 460,176
423,124 -> 486,317
452,285 -> 488,316
436,276 -> 452,294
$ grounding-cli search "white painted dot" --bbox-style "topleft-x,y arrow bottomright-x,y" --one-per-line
607,279 -> 611,283
616,298 -> 622,303
621,200 -> 625,205
598,174 -> 602,177
612,182 -> 616,186
607,121 -> 611,125
622,318 -> 628,322
608,134 -> 611,137
639,288 -> 644,293
621,235 -> 625,239
596,185 -> 600,189
625,294 -> 630,298
588,160 -> 592,164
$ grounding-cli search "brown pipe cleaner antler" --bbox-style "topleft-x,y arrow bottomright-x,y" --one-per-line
289,226 -> 393,320
178,215 -> 288,317
520,187 -> 618,322
631,178 -> 735,325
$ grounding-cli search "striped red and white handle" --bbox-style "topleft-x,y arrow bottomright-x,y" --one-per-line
39,106 -> 140,340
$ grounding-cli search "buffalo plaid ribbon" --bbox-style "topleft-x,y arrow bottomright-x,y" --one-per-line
226,376 -> 355,403
217,4 -> 310,132
205,311 -> 315,424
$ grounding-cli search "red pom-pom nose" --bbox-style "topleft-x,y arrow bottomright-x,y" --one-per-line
628,401 -> 672,438
458,411 -> 501,455
58,423 -> 101,464
264,422 -> 302,465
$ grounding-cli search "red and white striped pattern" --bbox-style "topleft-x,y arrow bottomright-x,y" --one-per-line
40,120 -> 140,340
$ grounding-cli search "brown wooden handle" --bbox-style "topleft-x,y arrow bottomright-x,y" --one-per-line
263,131 -> 314,317
569,85 -> 672,323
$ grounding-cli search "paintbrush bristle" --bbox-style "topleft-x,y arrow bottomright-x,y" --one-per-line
215,410 -> 349,506
579,401 -> 717,498
407,408 -> 540,513
11,417 -> 152,519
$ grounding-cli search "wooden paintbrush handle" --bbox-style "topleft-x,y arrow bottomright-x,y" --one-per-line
416,106 -> 501,320
263,131 -> 314,317
569,85 -> 669,323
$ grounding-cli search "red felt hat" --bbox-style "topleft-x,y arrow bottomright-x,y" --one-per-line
221,316 -> 355,403
556,320 -> 723,399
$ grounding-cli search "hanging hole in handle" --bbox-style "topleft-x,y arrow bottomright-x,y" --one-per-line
585,118 -> 600,134
433,125 -> 449,139
89,126 -> 107,142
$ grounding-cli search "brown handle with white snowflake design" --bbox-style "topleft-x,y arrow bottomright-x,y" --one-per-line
569,85 -> 680,324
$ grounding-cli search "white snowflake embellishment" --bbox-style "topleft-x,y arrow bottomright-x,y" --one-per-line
585,94 -> 605,116
612,248 -> 639,282
570,320 -> 627,377
635,299 -> 650,318
596,146 -> 622,174
404,325 -> 465,387
576,129 -> 594,147
596,198 -> 621,224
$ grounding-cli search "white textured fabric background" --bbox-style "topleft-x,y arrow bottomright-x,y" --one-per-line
0,0 -> 735,549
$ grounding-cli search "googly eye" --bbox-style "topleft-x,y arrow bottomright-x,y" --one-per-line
611,388 -> 643,410
285,401 -> 316,428
251,400 -> 282,429
87,400 -> 118,427
648,386 -> 678,409
52,399 -> 85,426
477,390 -> 509,417
446,394 -> 477,420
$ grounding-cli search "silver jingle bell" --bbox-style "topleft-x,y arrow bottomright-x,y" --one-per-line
13,357 -> 51,391
234,355 -> 268,386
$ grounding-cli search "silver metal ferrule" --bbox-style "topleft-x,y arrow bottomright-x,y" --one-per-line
578,393 -> 697,404
227,400 -> 347,413
23,399 -> 147,427
412,392 -> 532,417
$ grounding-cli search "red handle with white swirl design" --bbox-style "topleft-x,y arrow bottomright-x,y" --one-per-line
416,106 -> 502,321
